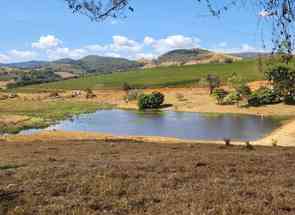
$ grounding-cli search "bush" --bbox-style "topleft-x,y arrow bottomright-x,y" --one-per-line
138,92 -> 165,110
8,93 -> 18,99
247,87 -> 280,107
122,82 -> 132,91
236,84 -> 252,98
125,89 -> 144,101
223,92 -> 241,105
0,94 -> 8,100
49,92 -> 60,98
85,88 -> 96,99
152,92 -> 165,105
212,88 -> 228,105
224,58 -> 234,64
284,95 -> 295,105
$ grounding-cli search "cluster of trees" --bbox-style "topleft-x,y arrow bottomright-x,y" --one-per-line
7,69 -> 61,88
265,63 -> 295,104
211,61 -> 295,106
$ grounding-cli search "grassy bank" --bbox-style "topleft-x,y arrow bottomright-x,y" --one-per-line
17,60 -> 262,91
0,99 -> 113,134
1,140 -> 295,214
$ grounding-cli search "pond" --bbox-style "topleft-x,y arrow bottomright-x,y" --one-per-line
21,109 -> 279,141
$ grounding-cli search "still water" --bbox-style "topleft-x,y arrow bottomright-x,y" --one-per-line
21,109 -> 279,141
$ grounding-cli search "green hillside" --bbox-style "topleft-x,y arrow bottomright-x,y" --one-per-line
158,49 -> 211,63
44,55 -> 142,74
18,60 -> 263,91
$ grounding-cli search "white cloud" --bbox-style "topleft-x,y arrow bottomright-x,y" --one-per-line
85,44 -> 108,52
149,35 -> 201,53
144,36 -> 155,45
111,35 -> 142,52
241,44 -> 257,52
135,53 -> 156,60
32,35 -> 62,49
0,54 -> 11,63
211,43 -> 264,54
113,35 -> 136,47
0,50 -> 37,63
4,34 -> 268,63
105,52 -> 121,58
9,50 -> 36,59
47,48 -> 88,60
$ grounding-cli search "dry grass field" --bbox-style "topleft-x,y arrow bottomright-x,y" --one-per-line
1,140 -> 295,215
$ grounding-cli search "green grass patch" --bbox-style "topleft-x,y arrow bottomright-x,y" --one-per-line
0,164 -> 22,171
0,100 -> 114,134
17,60 -> 263,92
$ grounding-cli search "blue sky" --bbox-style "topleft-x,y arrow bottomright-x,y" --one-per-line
0,0 -> 271,63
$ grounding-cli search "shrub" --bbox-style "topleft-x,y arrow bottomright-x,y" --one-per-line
224,58 -> 234,64
0,94 -> 8,100
8,93 -> 18,99
122,82 -> 132,91
271,139 -> 278,147
247,87 -> 280,107
125,89 -> 144,101
223,138 -> 231,147
236,84 -> 252,98
284,94 -> 295,105
152,92 -> 165,105
85,88 -> 96,99
176,93 -> 186,101
212,88 -> 228,105
138,92 -> 165,110
223,92 -> 241,105
245,141 -> 254,150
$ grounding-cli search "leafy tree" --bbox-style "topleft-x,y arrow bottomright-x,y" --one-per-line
228,73 -> 245,90
265,64 -> 295,102
207,74 -> 220,95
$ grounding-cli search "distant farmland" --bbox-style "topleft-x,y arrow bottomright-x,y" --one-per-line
18,60 -> 264,91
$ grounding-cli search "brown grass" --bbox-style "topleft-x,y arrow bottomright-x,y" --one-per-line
1,140 -> 295,214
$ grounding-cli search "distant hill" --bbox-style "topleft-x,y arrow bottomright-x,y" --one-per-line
0,56 -> 142,74
76,55 -> 142,73
52,58 -> 77,65
0,55 -> 143,88
231,52 -> 270,59
152,49 -> 241,67
0,61 -> 48,69
158,49 -> 211,64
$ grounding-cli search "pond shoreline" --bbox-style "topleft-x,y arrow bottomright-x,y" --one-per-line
2,119 -> 294,147
2,108 -> 295,147
1,87 -> 295,146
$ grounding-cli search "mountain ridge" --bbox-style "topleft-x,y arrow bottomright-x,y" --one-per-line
0,49 -> 267,70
